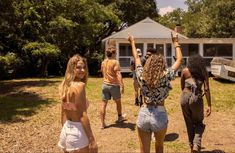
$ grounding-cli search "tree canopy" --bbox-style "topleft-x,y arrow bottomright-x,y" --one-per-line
159,0 -> 235,38
0,0 -> 234,79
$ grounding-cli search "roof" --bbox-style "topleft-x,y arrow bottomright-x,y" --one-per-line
102,17 -> 188,42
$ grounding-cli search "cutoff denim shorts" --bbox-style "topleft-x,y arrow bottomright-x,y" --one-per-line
58,120 -> 89,151
136,105 -> 168,132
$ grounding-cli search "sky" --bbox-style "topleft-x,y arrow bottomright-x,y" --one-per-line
156,0 -> 187,16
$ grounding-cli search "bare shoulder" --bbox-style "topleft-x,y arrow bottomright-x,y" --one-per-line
182,67 -> 191,78
182,67 -> 189,73
71,82 -> 86,92
73,82 -> 85,88
114,59 -> 120,66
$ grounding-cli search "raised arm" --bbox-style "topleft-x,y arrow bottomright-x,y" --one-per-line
128,34 -> 141,69
171,32 -> 182,71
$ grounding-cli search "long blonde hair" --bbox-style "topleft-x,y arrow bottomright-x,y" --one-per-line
59,54 -> 88,101
142,54 -> 166,89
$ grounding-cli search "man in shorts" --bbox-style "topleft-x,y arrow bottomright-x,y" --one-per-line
100,45 -> 127,129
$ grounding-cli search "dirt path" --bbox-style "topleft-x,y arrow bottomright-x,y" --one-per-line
0,78 -> 234,152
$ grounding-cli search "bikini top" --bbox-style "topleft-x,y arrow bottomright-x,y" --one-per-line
62,102 -> 78,111
185,78 -> 203,95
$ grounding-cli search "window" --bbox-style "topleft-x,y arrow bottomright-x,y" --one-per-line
166,44 -> 172,67
147,43 -> 154,49
203,44 -> 233,66
119,43 -> 143,68
203,44 -> 232,57
156,44 -> 164,55
119,58 -> 131,67
181,44 -> 199,56
166,44 -> 172,57
119,44 -> 131,56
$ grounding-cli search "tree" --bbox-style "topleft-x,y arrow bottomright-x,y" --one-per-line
184,0 -> 235,38
23,42 -> 60,77
158,8 -> 186,31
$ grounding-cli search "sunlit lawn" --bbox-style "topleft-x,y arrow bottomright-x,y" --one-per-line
0,76 -> 234,152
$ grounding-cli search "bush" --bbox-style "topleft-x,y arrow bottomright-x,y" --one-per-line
0,53 -> 24,80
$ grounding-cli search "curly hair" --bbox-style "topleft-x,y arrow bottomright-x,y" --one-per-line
142,53 -> 166,89
59,54 -> 88,100
187,54 -> 208,81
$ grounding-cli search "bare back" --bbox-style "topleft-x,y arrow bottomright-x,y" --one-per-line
62,82 -> 87,122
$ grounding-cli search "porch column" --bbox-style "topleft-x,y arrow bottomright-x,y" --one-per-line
233,42 -> 235,60
163,43 -> 166,57
199,43 -> 203,56
143,43 -> 147,56
116,42 -> 119,58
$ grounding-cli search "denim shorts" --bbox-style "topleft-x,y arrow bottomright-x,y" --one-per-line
58,120 -> 89,151
136,105 -> 168,132
102,83 -> 121,101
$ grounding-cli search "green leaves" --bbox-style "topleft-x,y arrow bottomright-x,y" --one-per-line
23,42 -> 60,58
184,0 -> 235,38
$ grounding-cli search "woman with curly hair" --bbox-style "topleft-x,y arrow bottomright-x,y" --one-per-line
128,33 -> 182,153
180,54 -> 211,153
58,54 -> 98,153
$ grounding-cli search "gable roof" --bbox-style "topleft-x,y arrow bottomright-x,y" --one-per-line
102,17 -> 188,41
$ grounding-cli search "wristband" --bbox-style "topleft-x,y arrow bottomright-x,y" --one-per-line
174,45 -> 181,48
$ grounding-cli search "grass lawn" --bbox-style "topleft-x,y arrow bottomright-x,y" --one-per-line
0,77 -> 234,152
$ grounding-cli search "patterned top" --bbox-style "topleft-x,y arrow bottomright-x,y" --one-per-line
136,65 -> 176,105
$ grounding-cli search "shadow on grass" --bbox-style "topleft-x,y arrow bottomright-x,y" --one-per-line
0,80 -> 60,95
201,150 -> 225,153
164,133 -> 179,142
0,80 -> 60,123
105,122 -> 136,131
213,77 -> 235,84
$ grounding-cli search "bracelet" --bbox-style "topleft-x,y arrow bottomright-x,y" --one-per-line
174,45 -> 181,48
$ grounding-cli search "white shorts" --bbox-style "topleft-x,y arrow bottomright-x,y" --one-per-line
58,120 -> 89,152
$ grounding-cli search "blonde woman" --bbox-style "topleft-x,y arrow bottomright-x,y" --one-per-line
128,33 -> 182,153
58,54 -> 98,153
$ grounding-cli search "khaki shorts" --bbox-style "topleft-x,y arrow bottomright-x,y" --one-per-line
102,83 -> 121,101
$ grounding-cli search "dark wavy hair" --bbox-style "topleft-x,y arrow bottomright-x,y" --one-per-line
187,54 -> 208,81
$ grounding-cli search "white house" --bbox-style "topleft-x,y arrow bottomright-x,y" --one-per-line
102,17 -> 235,72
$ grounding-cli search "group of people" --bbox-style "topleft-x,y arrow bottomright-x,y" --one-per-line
57,32 -> 211,153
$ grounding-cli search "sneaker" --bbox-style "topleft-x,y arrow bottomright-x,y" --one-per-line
192,145 -> 200,153
117,114 -> 127,122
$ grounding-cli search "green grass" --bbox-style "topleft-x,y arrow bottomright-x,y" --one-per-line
0,77 -> 234,152
0,77 -> 234,122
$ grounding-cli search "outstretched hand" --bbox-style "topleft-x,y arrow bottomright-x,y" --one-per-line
128,33 -> 134,43
171,32 -> 179,46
